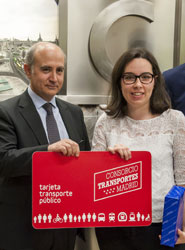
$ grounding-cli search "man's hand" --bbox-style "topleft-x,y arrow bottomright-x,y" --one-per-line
48,139 -> 80,157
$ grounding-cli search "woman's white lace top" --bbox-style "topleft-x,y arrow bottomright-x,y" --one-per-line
92,109 -> 185,222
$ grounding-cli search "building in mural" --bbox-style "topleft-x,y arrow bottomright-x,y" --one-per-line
0,0 -> 58,95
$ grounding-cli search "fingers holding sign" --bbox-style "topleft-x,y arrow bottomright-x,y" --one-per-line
108,144 -> 131,161
48,139 -> 80,157
176,229 -> 185,244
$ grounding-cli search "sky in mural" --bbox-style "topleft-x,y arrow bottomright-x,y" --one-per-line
0,0 -> 58,41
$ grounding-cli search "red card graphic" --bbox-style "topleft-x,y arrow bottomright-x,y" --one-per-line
32,151 -> 151,229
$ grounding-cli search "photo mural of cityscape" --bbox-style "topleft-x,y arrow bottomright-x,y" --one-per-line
0,0 -> 58,95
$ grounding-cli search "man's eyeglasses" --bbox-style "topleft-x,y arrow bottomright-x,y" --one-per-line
121,73 -> 155,85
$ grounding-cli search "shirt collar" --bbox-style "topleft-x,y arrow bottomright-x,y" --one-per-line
28,86 -> 57,109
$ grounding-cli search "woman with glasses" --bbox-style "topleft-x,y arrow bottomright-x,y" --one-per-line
92,48 -> 185,250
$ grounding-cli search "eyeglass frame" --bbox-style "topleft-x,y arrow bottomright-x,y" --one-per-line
121,72 -> 156,85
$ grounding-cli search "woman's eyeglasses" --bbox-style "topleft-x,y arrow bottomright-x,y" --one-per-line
121,73 -> 156,85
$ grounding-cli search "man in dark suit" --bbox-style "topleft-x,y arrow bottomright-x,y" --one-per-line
0,42 -> 90,250
163,64 -> 185,245
163,63 -> 185,115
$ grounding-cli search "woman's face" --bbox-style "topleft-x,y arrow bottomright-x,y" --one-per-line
121,58 -> 155,113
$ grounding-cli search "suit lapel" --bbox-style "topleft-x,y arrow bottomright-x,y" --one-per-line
18,91 -> 48,145
56,99 -> 80,143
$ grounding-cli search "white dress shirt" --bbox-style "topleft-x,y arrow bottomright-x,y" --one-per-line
28,86 -> 69,143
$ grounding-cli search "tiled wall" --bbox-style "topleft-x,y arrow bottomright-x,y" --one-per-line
80,105 -> 104,146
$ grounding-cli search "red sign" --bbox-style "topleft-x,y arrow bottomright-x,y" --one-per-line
32,151 -> 151,229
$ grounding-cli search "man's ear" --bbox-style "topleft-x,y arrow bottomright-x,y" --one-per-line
24,64 -> 32,79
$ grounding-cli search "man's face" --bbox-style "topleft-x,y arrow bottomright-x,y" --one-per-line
25,45 -> 65,101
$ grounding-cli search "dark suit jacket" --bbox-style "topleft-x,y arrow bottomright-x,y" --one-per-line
163,63 -> 185,115
0,90 -> 90,250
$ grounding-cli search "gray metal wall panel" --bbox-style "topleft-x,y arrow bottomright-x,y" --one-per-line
59,0 -> 179,104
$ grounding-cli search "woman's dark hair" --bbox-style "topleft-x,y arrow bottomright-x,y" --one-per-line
106,47 -> 171,118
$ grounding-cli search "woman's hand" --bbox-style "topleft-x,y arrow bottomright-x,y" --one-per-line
108,144 -> 131,160
176,229 -> 185,244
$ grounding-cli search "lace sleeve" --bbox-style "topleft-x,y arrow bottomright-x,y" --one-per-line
92,113 -> 107,151
173,111 -> 185,185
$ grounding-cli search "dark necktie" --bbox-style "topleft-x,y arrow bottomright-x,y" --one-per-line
42,103 -> 60,144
